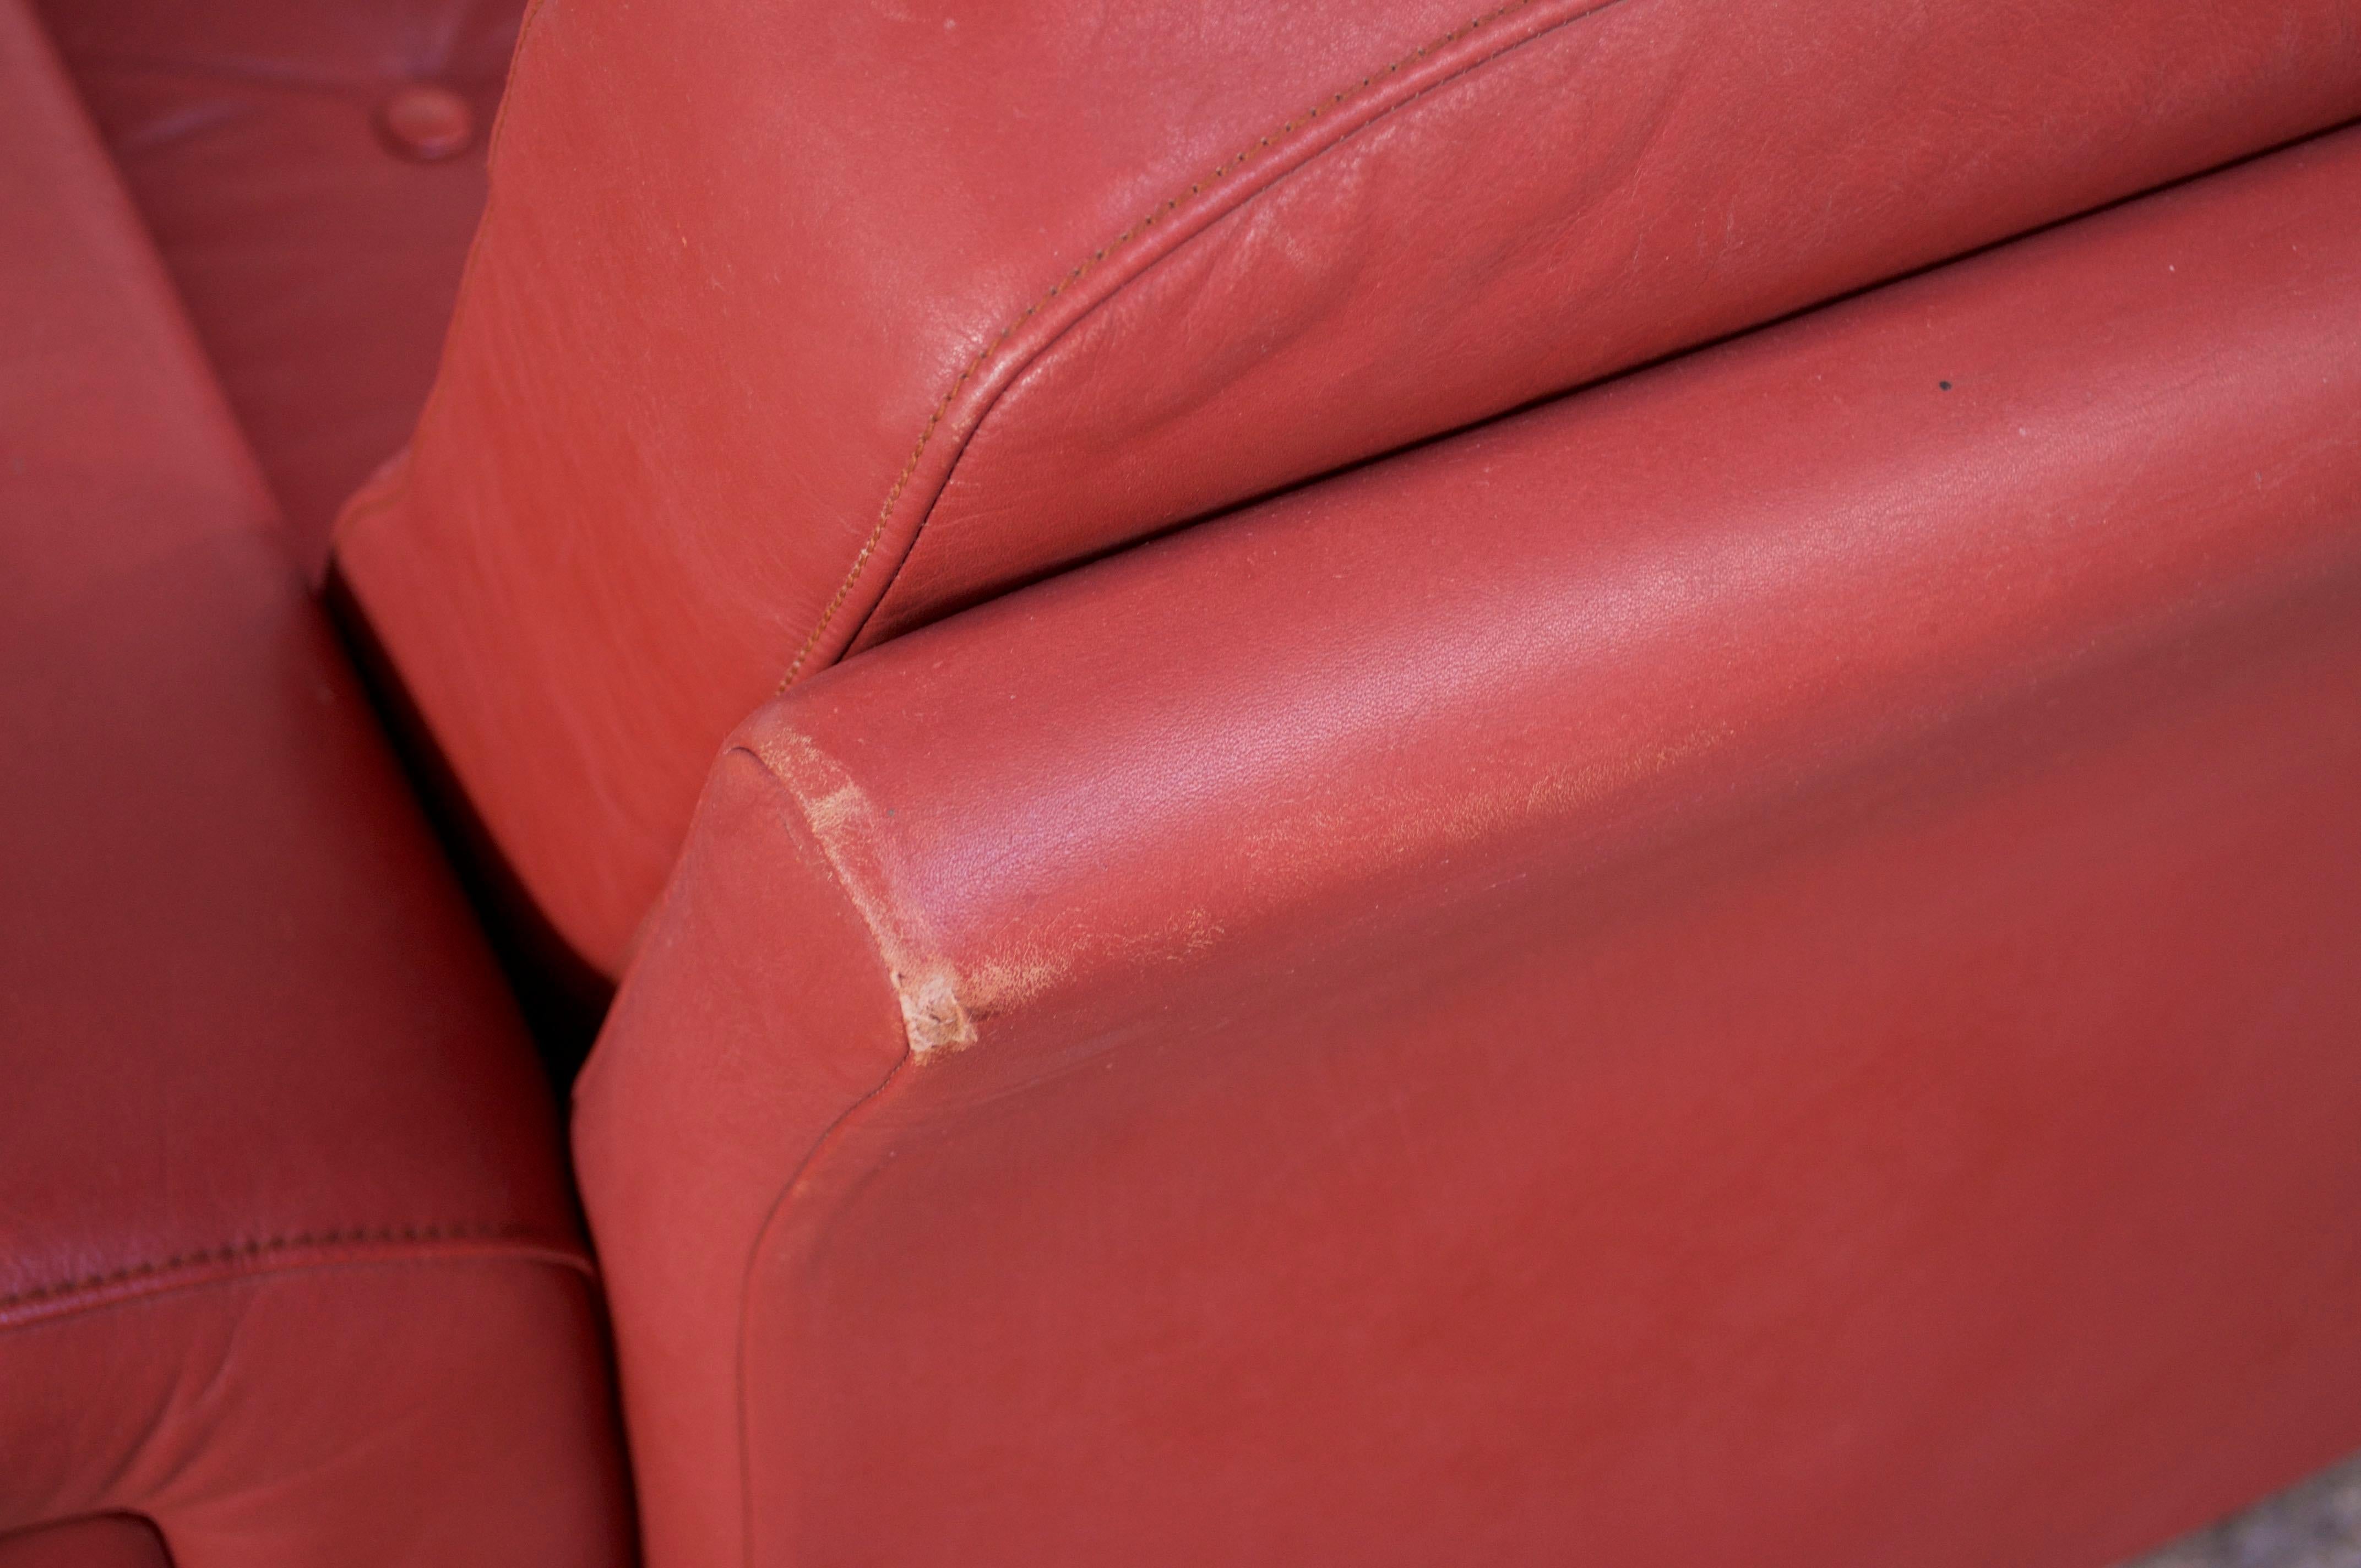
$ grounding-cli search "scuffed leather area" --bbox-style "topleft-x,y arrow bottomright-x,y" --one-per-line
34,0 -> 522,572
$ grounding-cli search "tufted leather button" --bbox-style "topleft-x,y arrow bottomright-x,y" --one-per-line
376,83 -> 475,162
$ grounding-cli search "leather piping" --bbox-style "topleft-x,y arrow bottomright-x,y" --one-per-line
783,0 -> 1634,684
697,742 -> 918,1568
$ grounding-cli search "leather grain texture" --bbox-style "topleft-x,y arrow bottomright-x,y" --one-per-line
336,0 -> 2361,974
0,6 -> 629,1560
574,125 -> 2361,1568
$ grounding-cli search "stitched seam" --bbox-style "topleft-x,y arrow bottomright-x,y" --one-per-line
0,1221 -> 581,1314
780,0 -> 1579,685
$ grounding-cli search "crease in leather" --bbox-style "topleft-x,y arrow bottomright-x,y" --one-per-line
0,1513 -> 169,1563
779,0 -> 1635,686
0,1223 -> 594,1331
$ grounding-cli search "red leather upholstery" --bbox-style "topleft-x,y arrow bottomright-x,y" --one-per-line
0,6 -> 628,1561
575,125 -> 2361,1568
34,0 -> 521,574
0,1519 -> 169,1568
334,0 -> 2361,975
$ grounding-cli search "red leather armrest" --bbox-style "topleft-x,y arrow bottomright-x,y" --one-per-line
337,0 -> 2361,973
575,126 -> 2361,1567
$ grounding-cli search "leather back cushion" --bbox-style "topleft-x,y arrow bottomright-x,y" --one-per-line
34,0 -> 521,573
334,0 -> 2361,972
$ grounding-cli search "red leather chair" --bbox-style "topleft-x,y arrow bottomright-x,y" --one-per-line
8,0 -> 2361,1563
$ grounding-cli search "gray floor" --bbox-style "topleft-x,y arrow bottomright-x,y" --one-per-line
2126,1452 -> 2361,1568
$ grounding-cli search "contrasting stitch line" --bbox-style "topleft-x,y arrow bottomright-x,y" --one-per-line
778,0 -> 1542,687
